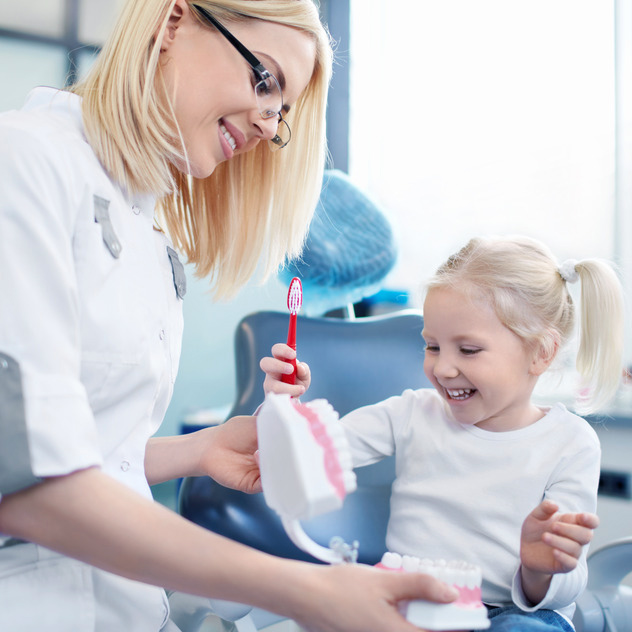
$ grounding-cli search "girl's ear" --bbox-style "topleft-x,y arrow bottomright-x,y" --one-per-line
160,0 -> 188,52
529,331 -> 559,376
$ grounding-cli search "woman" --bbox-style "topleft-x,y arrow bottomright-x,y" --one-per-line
0,1 -> 457,630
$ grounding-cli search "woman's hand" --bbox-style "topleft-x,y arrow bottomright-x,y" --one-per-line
286,563 -> 459,632
145,416 -> 261,493
196,416 -> 262,494
260,342 -> 311,398
519,499 -> 598,604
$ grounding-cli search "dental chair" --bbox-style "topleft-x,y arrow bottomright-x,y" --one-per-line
168,310 -> 632,632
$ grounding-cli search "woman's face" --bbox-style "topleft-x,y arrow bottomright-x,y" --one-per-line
159,1 -> 317,178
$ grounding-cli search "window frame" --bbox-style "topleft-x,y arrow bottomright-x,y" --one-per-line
0,0 -> 98,86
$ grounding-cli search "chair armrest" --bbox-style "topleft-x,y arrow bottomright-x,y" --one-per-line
574,537 -> 632,632
586,536 -> 632,588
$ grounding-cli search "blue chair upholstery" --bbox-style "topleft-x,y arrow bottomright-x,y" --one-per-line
178,309 -> 430,566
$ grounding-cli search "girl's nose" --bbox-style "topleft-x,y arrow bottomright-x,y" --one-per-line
433,354 -> 460,379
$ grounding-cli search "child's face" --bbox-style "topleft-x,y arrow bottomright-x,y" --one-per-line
422,287 -> 543,431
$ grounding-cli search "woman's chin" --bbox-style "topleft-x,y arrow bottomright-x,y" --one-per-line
173,154 -> 219,179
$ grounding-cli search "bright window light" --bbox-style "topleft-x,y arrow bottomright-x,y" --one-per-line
349,0 -> 615,303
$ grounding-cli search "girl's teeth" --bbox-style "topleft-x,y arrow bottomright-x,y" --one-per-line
448,388 -> 474,400
220,124 -> 237,150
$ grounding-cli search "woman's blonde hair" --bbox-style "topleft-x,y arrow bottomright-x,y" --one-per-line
72,0 -> 333,298
427,235 -> 625,413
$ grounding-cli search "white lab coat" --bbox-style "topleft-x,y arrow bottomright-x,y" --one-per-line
0,88 -> 185,630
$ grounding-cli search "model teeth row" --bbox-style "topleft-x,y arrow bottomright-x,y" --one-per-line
380,552 -> 482,588
305,399 -> 357,493
220,123 -> 236,150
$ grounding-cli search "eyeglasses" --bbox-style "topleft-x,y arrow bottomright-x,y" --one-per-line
193,5 -> 292,151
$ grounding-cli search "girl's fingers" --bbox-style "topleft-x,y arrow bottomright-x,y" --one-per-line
542,532 -> 582,558
552,521 -> 596,546
552,548 -> 580,571
260,357 -> 294,376
530,500 -> 559,521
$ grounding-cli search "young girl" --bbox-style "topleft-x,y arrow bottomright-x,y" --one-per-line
262,235 -> 625,631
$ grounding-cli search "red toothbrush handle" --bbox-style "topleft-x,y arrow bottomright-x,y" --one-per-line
281,315 -> 297,384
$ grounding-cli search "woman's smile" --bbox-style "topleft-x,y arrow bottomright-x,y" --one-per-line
159,7 -> 315,178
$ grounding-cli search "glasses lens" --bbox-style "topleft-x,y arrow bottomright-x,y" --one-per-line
269,118 -> 291,151
254,74 -> 283,120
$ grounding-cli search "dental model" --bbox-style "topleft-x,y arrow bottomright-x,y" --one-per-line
257,393 -> 358,563
378,553 -> 490,630
257,394 -> 489,629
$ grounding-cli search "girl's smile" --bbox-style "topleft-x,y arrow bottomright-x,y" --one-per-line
422,287 -> 546,432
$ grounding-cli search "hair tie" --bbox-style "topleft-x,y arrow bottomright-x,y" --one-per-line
558,259 -> 579,284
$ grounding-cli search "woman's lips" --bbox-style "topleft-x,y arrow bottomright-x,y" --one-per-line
218,121 -> 235,160
218,118 -> 247,160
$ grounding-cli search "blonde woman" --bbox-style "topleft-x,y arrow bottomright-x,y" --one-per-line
0,1 -> 459,630
264,235 -> 625,631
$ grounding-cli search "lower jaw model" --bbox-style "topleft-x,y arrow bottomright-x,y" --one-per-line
378,552 -> 490,630
257,394 -> 490,629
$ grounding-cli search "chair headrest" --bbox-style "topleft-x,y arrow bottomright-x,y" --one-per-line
279,170 -> 397,316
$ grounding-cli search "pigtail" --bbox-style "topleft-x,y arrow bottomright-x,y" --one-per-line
573,260 -> 625,413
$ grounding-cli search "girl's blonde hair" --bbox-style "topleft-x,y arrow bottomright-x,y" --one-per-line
72,0 -> 333,298
427,235 -> 625,413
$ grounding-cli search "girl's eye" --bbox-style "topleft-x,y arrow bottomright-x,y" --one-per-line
460,347 -> 481,355
424,344 -> 439,353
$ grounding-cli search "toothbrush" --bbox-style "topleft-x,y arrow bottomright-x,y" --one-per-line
281,277 -> 303,385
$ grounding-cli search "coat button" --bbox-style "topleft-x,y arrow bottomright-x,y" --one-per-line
159,329 -> 166,340
120,460 -> 130,472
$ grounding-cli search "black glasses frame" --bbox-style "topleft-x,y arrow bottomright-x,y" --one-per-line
193,5 -> 291,149
195,6 -> 271,88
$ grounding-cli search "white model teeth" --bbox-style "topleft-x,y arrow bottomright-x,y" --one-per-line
220,123 -> 236,150
381,551 -> 402,569
402,554 -> 420,572
343,471 -> 357,492
447,388 -> 474,400
380,553 -> 482,588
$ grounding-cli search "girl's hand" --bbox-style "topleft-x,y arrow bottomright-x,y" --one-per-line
519,499 -> 598,603
260,342 -> 311,398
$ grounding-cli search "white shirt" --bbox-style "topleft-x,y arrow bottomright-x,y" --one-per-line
340,388 -> 601,623
0,88 -> 184,630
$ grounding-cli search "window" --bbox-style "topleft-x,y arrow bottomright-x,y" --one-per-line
348,1 -> 616,319
0,0 -> 124,110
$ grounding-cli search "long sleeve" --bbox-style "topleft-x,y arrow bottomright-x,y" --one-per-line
511,436 -> 600,615
340,390 -> 422,467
